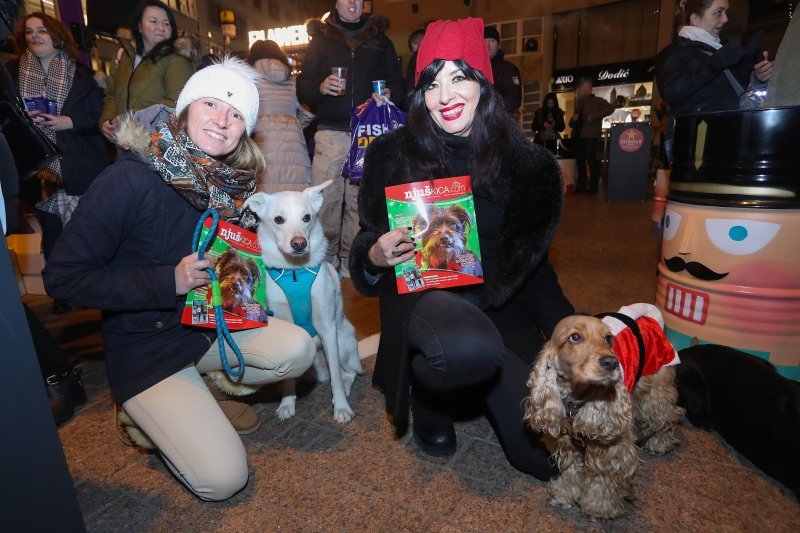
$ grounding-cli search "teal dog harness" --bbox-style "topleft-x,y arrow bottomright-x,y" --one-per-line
267,266 -> 321,337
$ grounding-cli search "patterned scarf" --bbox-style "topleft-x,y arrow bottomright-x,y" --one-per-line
149,115 -> 258,230
18,48 -> 75,182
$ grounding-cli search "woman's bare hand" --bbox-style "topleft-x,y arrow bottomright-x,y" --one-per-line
101,115 -> 120,141
753,51 -> 773,83
38,113 -> 73,132
367,227 -> 416,269
174,252 -> 215,295
320,74 -> 344,96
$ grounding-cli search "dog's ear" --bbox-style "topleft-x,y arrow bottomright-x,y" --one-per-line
303,180 -> 332,214
246,257 -> 260,283
449,204 -> 472,230
525,340 -> 566,438
243,192 -> 272,220
216,248 -> 236,272
411,204 -> 433,236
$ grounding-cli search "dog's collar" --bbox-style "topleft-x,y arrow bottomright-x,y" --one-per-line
563,397 -> 584,419
266,265 -> 322,280
557,374 -> 584,419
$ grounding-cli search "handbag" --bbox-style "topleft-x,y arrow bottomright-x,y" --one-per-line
0,62 -> 61,179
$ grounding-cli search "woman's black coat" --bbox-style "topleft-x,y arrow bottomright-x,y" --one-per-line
531,106 -> 565,138
8,60 -> 109,195
348,127 -> 574,433
655,36 -> 755,124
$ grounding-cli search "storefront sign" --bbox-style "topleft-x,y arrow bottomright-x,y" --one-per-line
553,60 -> 653,90
267,25 -> 309,47
248,30 -> 266,49
249,25 -> 309,49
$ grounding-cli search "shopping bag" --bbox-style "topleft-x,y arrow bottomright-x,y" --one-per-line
342,98 -> 406,183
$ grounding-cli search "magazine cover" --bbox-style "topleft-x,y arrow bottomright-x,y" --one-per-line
385,175 -> 484,294
180,218 -> 268,329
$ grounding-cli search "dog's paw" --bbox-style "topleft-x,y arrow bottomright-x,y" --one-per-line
342,371 -> 357,397
332,403 -> 354,424
276,397 -> 296,421
548,497 -> 573,509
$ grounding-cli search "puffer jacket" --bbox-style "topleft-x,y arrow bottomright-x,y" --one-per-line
296,16 -> 403,131
252,58 -> 312,193
42,114 -> 213,403
99,39 -> 194,126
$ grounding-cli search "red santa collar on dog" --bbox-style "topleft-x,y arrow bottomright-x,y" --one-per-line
604,315 -> 679,392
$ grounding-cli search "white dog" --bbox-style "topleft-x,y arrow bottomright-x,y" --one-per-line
243,181 -> 364,423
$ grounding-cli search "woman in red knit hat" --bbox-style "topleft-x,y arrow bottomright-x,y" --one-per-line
348,18 -> 573,478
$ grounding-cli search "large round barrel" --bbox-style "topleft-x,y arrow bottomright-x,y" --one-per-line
656,107 -> 800,380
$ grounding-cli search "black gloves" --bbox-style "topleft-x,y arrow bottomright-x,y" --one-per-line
743,30 -> 764,61
713,45 -> 745,69
713,30 -> 764,70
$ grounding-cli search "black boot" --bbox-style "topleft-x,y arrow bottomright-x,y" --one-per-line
411,385 -> 457,457
46,365 -> 87,427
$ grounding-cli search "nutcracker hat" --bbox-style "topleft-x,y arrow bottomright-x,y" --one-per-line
175,55 -> 261,135
415,18 -> 494,86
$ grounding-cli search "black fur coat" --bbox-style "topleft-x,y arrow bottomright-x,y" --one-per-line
349,127 -> 574,432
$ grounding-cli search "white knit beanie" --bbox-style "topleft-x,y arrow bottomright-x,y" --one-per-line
175,55 -> 261,135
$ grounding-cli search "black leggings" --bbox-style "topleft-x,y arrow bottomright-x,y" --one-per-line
407,291 -> 557,480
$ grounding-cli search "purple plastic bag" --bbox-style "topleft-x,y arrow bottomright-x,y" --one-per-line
23,96 -> 57,115
342,99 -> 406,183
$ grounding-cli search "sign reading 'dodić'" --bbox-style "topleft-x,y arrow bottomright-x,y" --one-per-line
553,60 -> 653,90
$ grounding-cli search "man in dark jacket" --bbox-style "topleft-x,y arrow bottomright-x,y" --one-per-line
569,77 -> 615,194
484,25 -> 521,116
296,0 -> 403,273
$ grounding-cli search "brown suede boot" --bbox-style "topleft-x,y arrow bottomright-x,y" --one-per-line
204,376 -> 261,434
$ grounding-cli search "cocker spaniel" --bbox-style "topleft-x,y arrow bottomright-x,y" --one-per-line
525,309 -> 683,518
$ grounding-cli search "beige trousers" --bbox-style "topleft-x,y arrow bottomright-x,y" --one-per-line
311,129 -> 360,261
122,318 -> 315,501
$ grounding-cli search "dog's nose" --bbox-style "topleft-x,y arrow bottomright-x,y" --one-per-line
290,237 -> 307,252
599,356 -> 619,372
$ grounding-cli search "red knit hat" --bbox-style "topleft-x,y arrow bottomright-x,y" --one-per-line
415,18 -> 494,86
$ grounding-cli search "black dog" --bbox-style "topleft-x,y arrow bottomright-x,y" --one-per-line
676,344 -> 800,499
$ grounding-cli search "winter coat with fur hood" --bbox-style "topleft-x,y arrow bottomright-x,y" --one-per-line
43,113 -> 213,404
99,38 -> 194,127
348,127 -> 575,432
252,58 -> 312,193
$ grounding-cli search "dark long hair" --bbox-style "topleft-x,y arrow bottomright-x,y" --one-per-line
406,58 -> 527,200
133,0 -> 178,61
677,0 -> 716,25
541,92 -> 560,111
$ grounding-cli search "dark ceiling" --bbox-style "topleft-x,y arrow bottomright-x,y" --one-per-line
749,0 -> 795,19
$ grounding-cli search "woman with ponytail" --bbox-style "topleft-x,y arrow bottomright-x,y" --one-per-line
655,0 -> 773,159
